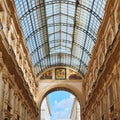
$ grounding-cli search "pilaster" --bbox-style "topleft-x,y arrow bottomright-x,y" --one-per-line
14,92 -> 19,120
11,89 -> 14,120
0,52 -> 4,120
104,91 -> 109,120
3,78 -> 9,110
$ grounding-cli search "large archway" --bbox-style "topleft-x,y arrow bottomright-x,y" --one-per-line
41,90 -> 80,120
38,83 -> 84,107
36,83 -> 85,120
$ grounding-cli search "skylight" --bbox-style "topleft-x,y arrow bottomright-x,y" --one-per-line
14,0 -> 107,76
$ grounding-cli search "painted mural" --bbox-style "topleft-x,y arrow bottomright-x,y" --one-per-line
40,70 -> 52,79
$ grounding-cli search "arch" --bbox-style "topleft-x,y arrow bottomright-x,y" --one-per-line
4,117 -> 9,120
37,83 -> 85,108
37,83 -> 85,120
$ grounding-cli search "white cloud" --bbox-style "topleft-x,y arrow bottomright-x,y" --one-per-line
51,94 -> 75,120
54,94 -> 75,109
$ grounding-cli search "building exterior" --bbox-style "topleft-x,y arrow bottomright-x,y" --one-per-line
41,97 -> 51,120
0,0 -> 120,120
70,98 -> 80,120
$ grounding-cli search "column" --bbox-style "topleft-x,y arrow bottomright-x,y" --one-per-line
15,95 -> 18,119
77,101 -> 80,120
27,110 -> 30,120
97,103 -> 100,120
113,74 -> 120,119
11,89 -> 14,120
13,91 -> 18,119
20,102 -> 23,120
19,100 -> 22,120
22,103 -> 25,120
0,52 -> 3,119
0,60 -> 4,120
3,79 -> 9,110
116,72 -> 120,119
104,91 -> 109,119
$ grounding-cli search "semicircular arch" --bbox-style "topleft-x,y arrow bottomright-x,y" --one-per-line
37,83 -> 85,109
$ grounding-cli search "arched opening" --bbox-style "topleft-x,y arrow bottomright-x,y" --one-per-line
4,118 -> 8,120
41,90 -> 81,120
38,85 -> 84,120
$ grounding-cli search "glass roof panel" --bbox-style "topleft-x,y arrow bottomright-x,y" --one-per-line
14,0 -> 107,76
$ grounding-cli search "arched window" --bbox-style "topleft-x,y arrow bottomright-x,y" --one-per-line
8,85 -> 11,112
101,98 -> 104,120
4,118 -> 8,120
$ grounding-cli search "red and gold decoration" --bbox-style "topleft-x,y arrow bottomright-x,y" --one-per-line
40,70 -> 52,79
55,68 -> 66,80
69,74 -> 82,80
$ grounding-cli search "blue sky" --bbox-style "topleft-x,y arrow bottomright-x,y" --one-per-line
48,91 -> 75,120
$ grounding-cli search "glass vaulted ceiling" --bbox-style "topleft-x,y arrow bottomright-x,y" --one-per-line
14,0 -> 107,76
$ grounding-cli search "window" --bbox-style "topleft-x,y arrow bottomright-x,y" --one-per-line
109,85 -> 114,112
18,98 -> 20,115
8,85 -> 11,112
17,115 -> 20,120
101,98 -> 104,120
13,95 -> 16,113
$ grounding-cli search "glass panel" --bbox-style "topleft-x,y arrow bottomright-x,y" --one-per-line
14,0 -> 107,75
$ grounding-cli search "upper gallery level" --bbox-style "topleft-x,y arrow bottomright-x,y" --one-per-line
0,0 -> 38,97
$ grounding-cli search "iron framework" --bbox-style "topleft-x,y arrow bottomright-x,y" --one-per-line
14,0 -> 107,76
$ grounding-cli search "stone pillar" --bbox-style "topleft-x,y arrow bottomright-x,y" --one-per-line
96,102 -> 100,120
3,77 -> 9,110
104,91 -> 109,120
19,100 -> 22,120
13,91 -> 17,119
116,72 -> 120,119
15,95 -> 18,119
0,52 -> 4,120
11,89 -> 14,120
13,93 -> 16,114
113,74 -> 120,119
77,101 -> 80,120
113,79 -> 118,106
27,110 -> 29,120
21,102 -> 25,120
20,102 -> 23,120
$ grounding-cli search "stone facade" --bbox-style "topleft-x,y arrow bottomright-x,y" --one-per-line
0,0 -> 39,119
70,98 -> 80,120
0,0 -> 120,120
41,97 -> 51,120
0,52 -> 39,120
82,0 -> 120,119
